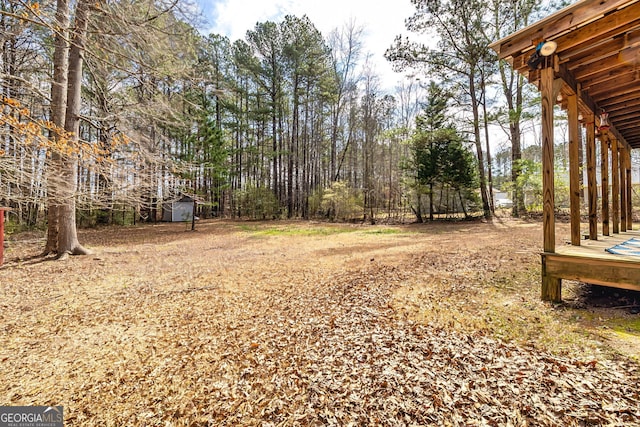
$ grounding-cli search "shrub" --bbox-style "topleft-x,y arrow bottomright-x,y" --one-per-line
319,181 -> 363,221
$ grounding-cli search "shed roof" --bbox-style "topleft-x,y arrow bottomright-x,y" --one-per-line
490,0 -> 640,148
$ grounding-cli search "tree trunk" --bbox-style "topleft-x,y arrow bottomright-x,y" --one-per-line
412,192 -> 423,223
58,0 -> 91,257
481,71 -> 494,213
45,0 -> 70,254
511,74 -> 525,217
429,182 -> 434,221
469,73 -> 491,219
458,189 -> 468,218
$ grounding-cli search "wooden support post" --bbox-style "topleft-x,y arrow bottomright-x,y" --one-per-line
0,207 -> 9,266
627,148 -> 633,230
568,94 -> 581,246
601,134 -> 610,236
0,208 -> 4,266
540,66 -> 561,301
586,118 -> 598,240
541,68 -> 556,254
611,137 -> 620,234
620,144 -> 627,232
542,254 -> 561,302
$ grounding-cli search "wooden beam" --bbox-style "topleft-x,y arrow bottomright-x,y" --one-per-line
608,109 -> 640,124
568,93 -> 581,246
561,37 -> 628,69
557,11 -> 640,61
616,127 -> 640,137
490,0 -> 634,60
555,65 -> 629,149
572,47 -> 640,80
600,92 -> 640,110
579,65 -> 637,92
543,252 -> 640,292
611,136 -> 620,234
601,134 -> 610,236
588,78 -> 640,99
586,117 -> 598,240
556,64 -> 595,112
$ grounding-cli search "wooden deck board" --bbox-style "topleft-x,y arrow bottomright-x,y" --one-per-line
542,229 -> 640,293
556,230 -> 640,261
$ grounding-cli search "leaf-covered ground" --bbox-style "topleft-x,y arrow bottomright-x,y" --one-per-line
0,219 -> 638,426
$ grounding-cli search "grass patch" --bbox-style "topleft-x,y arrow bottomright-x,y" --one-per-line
362,228 -> 405,235
238,223 -> 357,237
610,316 -> 640,336
393,266 -> 624,359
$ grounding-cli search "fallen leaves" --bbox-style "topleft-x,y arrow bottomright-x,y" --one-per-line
0,220 -> 638,426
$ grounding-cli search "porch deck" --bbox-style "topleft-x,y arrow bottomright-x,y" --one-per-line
542,230 -> 640,293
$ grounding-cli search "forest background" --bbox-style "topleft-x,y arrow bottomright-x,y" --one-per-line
2,0 -> 637,251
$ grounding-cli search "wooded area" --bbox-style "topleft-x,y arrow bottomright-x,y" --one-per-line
0,0 -> 589,256
1,0 -> 640,423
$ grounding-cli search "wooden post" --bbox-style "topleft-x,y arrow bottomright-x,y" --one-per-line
611,137 -> 620,234
620,144 -> 627,232
601,134 -> 610,236
541,68 -> 556,254
586,117 -> 598,240
627,148 -> 633,230
191,200 -> 197,231
568,94 -> 581,246
0,208 -> 8,266
540,65 -> 561,301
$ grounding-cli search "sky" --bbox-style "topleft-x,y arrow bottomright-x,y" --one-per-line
195,0 -> 417,88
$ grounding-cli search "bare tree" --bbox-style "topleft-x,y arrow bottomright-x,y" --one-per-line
327,19 -> 363,182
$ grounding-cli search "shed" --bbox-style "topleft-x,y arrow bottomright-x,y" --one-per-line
490,0 -> 640,301
162,195 -> 196,222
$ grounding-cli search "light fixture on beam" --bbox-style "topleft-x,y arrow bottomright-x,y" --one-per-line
578,112 -> 584,122
527,40 -> 558,71
556,93 -> 563,103
539,41 -> 557,57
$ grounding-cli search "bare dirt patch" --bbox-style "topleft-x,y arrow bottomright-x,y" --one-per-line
0,219 -> 638,425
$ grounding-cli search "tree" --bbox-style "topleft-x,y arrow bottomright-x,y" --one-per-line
46,0 -> 92,257
408,80 -> 477,221
386,0 -> 493,219
0,0 -> 199,253
441,134 -> 478,218
3,7 -> 437,230
414,81 -> 448,221
281,15 -> 332,218
246,21 -> 286,204
360,61 -> 381,224
327,20 -> 363,182
411,126 -> 477,221
489,0 -> 539,217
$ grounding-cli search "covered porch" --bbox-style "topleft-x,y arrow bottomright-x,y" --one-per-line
490,0 -> 640,301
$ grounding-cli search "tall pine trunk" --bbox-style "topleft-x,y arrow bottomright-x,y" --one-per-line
45,0 -> 70,254
469,73 -> 491,219
57,0 -> 91,257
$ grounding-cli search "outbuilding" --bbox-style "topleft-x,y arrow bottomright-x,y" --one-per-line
162,195 -> 196,222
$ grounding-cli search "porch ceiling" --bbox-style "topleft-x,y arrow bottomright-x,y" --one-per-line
490,0 -> 640,149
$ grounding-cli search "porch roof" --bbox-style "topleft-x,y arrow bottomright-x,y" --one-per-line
490,0 -> 640,149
